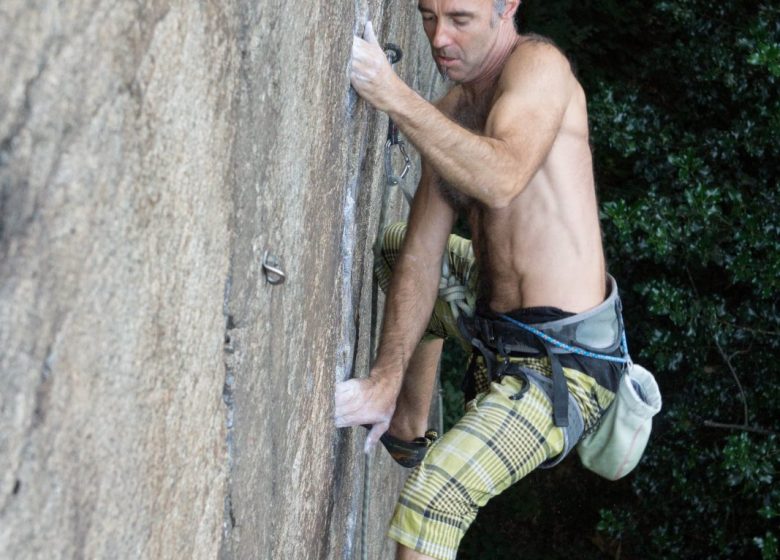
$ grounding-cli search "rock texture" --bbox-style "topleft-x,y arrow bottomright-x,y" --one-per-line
0,2 -> 443,558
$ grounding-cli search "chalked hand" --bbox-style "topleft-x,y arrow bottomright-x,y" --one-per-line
350,21 -> 401,113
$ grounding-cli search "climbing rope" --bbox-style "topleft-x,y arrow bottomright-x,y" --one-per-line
438,256 -> 476,320
499,314 -> 633,367
435,257 -> 630,365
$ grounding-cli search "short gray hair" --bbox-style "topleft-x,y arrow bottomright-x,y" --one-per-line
491,0 -> 507,27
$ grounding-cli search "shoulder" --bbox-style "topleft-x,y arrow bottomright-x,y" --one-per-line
500,34 -> 576,94
511,34 -> 573,71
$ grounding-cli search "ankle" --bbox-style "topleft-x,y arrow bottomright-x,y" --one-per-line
388,416 -> 427,441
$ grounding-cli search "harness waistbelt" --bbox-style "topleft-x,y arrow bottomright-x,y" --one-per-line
459,275 -> 628,428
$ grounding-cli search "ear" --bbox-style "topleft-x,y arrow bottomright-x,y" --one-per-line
502,0 -> 521,20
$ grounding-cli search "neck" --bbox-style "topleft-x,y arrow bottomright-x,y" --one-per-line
462,29 -> 521,101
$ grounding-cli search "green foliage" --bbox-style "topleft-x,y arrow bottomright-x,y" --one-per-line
440,338 -> 467,431
757,532 -> 780,560
581,3 -> 779,555
441,1 -> 780,558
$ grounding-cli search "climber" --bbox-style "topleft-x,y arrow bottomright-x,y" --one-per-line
335,1 -> 629,558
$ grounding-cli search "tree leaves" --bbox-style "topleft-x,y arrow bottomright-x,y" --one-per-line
457,2 -> 779,558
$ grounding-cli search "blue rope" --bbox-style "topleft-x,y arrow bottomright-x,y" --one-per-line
499,314 -> 630,364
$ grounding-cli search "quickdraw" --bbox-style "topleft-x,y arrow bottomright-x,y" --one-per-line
383,44 -> 412,203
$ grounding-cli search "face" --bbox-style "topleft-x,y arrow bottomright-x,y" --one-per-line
418,0 -> 502,82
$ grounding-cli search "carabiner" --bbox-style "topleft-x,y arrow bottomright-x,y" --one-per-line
385,138 -> 411,185
384,43 -> 402,64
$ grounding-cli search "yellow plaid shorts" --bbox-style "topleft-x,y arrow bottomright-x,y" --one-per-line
376,223 -> 614,560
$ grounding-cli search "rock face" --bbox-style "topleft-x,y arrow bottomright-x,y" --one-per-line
0,2 -> 443,558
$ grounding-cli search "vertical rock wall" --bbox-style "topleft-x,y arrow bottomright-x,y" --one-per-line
0,1 -> 443,558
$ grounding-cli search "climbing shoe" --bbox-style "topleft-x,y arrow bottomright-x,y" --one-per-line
379,429 -> 438,468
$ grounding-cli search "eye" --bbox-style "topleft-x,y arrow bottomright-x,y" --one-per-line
452,16 -> 470,26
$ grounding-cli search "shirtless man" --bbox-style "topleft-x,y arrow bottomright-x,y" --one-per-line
335,1 -> 622,558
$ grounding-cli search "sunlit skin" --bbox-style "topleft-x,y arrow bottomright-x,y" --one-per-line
418,1 -> 513,86
337,3 -> 606,557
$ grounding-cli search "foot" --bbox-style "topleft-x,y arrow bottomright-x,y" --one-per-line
379,429 -> 439,468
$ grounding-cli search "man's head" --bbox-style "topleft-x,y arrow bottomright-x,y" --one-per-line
418,0 -> 520,82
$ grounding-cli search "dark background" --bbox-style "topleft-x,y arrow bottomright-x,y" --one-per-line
439,2 -> 779,558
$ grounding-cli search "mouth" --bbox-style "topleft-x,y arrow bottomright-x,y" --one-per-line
435,55 -> 457,67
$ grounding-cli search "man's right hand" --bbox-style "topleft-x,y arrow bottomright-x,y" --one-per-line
334,372 -> 400,453
350,20 -> 405,113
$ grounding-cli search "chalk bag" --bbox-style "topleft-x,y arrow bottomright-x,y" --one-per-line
576,363 -> 662,480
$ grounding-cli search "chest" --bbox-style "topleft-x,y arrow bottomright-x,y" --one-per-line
452,95 -> 492,133
437,96 -> 494,209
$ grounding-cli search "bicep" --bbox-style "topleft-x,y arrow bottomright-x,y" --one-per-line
485,45 -> 574,176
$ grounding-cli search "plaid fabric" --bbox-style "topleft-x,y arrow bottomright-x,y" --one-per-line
374,222 -> 478,350
498,355 -> 617,435
376,222 -> 615,559
388,376 -> 564,559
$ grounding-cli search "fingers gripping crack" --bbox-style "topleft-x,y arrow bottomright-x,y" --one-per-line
335,376 -> 398,454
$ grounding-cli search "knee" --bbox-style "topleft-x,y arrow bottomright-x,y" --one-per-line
395,464 -> 479,548
379,222 -> 407,253
374,222 -> 408,287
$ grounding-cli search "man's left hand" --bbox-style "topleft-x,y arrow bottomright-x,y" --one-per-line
350,21 -> 401,112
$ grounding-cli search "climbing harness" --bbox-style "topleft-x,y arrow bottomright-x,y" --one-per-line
455,274 -> 660,477
463,276 -> 629,428
497,311 -> 631,427
499,315 -> 631,366
383,44 -> 413,203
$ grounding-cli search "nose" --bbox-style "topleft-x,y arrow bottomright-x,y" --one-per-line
431,21 -> 451,50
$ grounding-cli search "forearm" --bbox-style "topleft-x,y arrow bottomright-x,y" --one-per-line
351,26 -> 571,209
373,249 -> 441,380
386,79 -> 522,208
